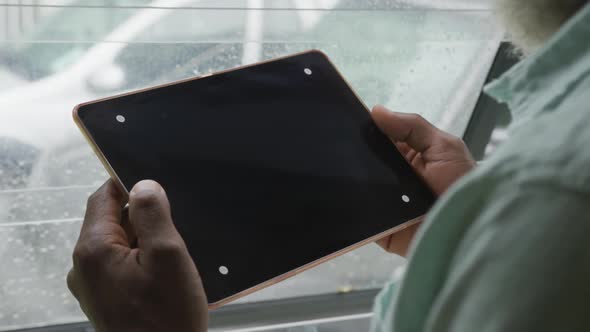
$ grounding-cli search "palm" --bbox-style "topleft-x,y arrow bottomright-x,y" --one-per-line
396,140 -> 475,196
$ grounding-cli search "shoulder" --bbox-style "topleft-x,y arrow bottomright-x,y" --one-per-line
422,173 -> 590,330
478,99 -> 590,194
426,179 -> 590,331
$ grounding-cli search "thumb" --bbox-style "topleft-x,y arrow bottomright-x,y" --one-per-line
128,180 -> 184,256
371,105 -> 441,153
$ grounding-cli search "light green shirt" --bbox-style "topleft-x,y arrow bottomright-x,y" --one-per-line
371,4 -> 590,332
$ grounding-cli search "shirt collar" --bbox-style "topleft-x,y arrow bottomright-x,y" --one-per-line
484,3 -> 590,124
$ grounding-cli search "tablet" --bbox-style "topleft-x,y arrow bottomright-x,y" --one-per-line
73,50 -> 435,309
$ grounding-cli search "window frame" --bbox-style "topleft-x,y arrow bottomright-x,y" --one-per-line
4,41 -> 515,332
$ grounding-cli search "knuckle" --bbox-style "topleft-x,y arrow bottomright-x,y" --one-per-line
72,242 -> 111,268
443,134 -> 464,147
86,190 -> 102,207
66,270 -> 78,295
72,244 -> 93,265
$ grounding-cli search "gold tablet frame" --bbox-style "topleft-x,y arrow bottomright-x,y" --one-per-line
72,49 -> 426,310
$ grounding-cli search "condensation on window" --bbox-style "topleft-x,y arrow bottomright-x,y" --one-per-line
0,0 -> 498,329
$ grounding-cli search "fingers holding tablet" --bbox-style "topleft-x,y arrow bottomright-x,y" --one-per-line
68,180 -> 209,332
371,105 -> 476,256
371,105 -> 476,196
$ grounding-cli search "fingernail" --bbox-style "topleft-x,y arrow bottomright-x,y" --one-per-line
130,180 -> 163,195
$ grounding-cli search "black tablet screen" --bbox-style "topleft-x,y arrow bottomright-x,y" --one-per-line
76,50 -> 435,305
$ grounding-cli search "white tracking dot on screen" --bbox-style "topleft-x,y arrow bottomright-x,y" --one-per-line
116,115 -> 126,123
219,266 -> 229,275
402,195 -> 410,203
304,68 -> 312,75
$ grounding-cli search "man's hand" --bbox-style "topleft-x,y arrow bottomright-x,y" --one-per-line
371,105 -> 476,256
67,180 -> 208,332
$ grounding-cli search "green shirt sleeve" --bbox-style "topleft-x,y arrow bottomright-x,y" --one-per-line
424,180 -> 590,331
371,278 -> 401,332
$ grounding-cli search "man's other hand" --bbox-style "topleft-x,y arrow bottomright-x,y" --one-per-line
371,105 -> 476,256
67,180 -> 208,332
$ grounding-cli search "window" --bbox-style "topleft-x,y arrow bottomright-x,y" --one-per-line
1,0 -> 152,80
463,42 -> 519,161
0,0 -> 498,330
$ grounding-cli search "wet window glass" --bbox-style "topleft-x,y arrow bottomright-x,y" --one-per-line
0,0 -> 497,329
